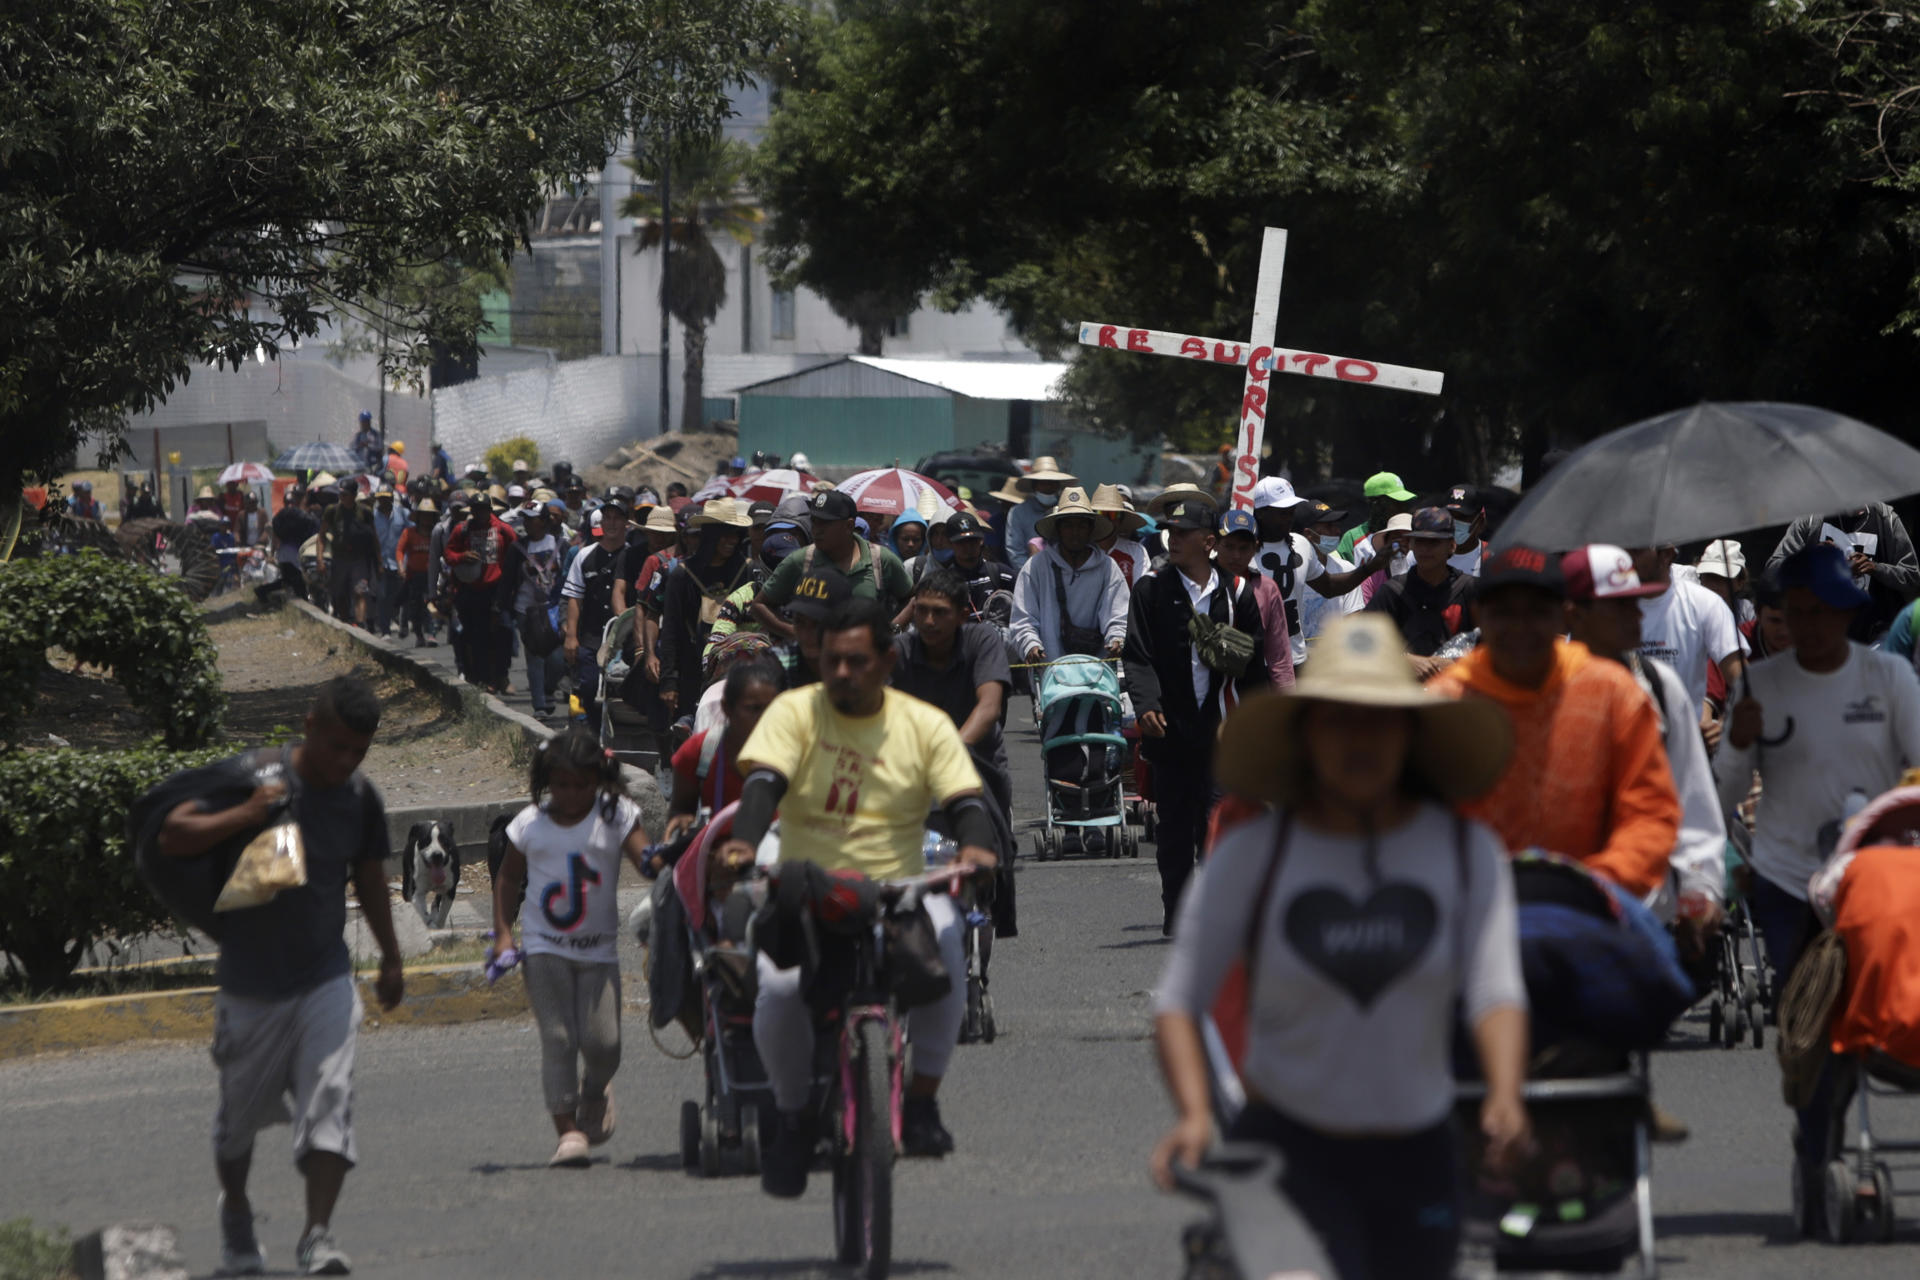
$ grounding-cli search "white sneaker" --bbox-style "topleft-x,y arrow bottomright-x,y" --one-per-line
295,1224 -> 352,1275
217,1195 -> 265,1276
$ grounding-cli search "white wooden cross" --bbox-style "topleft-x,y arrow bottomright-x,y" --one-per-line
1077,227 -> 1445,509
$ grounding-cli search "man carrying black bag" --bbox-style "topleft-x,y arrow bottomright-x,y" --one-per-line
1123,500 -> 1271,935
134,677 -> 403,1277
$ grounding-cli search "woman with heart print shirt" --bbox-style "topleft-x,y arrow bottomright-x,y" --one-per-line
490,729 -> 653,1169
1151,613 -> 1530,1280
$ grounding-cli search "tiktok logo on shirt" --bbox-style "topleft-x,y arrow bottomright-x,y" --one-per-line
540,852 -> 601,931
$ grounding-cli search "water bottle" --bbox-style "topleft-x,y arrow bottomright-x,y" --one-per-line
924,831 -> 958,868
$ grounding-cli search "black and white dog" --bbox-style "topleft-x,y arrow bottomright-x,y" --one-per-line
400,820 -> 463,928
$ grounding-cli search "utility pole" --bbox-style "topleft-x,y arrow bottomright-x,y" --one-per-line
659,125 -> 672,435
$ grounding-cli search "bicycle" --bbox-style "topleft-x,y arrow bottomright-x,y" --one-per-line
769,863 -> 979,1280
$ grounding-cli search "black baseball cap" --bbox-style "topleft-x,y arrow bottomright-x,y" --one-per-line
1443,485 -> 1482,516
1298,499 -> 1348,528
787,564 -> 853,620
1408,507 -> 1454,541
946,511 -> 987,540
1160,499 -> 1218,531
1479,545 -> 1565,597
748,500 -> 776,526
808,489 -> 857,523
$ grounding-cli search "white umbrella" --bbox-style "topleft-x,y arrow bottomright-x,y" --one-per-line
219,461 -> 276,485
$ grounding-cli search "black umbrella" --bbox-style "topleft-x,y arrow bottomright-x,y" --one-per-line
1491,402 -> 1920,553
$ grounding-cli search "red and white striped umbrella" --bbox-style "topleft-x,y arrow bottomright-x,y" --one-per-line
693,467 -> 822,505
835,468 -> 962,518
218,461 -> 276,485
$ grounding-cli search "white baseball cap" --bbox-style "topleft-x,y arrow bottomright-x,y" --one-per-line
1696,539 -> 1747,580
1251,476 -> 1307,510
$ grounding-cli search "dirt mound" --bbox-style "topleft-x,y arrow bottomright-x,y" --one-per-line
585,427 -> 739,497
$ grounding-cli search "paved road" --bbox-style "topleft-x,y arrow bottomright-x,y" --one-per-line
8,701 -> 1920,1277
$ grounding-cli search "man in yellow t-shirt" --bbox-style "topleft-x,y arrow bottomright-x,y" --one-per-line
716,597 -> 999,1197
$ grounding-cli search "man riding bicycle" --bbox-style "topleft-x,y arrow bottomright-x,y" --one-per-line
711,598 -> 1000,1199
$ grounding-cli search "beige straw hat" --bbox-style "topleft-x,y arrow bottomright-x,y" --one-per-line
1019,455 -> 1077,488
1089,483 -> 1147,536
644,504 -> 679,534
1215,614 -> 1512,807
987,478 -> 1030,506
1146,483 -> 1215,517
1034,486 -> 1114,541
692,497 -> 753,529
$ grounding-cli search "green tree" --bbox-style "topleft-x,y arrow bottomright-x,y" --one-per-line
753,0 -> 1920,486
622,135 -> 763,430
327,255 -> 513,390
0,0 -> 791,495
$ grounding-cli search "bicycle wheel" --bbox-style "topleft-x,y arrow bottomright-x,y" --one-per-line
832,1018 -> 895,1277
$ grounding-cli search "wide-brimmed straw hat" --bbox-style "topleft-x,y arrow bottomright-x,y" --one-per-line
1019,455 -> 1076,488
1215,614 -> 1512,807
1146,483 -> 1215,517
1034,486 -> 1114,541
644,504 -> 679,534
987,478 -> 1030,506
1089,483 -> 1147,536
692,497 -> 753,529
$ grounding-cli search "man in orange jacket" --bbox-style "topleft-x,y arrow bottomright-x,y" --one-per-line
1428,545 -> 1680,897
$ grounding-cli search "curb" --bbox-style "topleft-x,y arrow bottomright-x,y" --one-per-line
286,598 -> 666,832
0,965 -> 528,1062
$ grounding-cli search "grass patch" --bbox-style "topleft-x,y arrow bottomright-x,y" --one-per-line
0,1217 -> 74,1280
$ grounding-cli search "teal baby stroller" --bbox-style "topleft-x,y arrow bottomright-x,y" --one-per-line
1031,656 -> 1140,860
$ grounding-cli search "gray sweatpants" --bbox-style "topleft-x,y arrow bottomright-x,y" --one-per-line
523,953 -> 623,1115
211,974 -> 361,1166
754,893 -> 965,1112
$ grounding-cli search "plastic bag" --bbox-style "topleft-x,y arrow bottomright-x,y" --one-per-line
214,817 -> 308,911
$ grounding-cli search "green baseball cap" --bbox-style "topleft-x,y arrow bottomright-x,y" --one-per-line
1363,471 -> 1416,502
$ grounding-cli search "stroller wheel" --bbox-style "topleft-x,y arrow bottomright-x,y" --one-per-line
680,1100 -> 701,1172
1750,999 -> 1767,1050
1871,1163 -> 1897,1243
699,1106 -> 723,1178
740,1105 -> 763,1176
1707,999 -> 1724,1047
981,991 -> 997,1043
1826,1158 -> 1860,1244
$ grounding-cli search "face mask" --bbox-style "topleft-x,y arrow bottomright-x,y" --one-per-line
1316,534 -> 1340,554
1035,491 -> 1059,508
1453,519 -> 1473,548
934,547 -> 955,564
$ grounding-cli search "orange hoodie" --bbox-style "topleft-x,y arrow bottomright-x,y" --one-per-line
1428,640 -> 1679,896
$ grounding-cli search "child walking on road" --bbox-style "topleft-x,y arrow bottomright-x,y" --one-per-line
491,729 -> 652,1167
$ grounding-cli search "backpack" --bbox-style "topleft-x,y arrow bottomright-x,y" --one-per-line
128,747 -> 287,940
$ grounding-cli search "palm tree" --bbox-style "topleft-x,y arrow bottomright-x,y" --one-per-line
622,135 -> 762,432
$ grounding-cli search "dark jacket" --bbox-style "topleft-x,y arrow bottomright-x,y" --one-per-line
1769,503 -> 1920,639
1122,566 -> 1270,762
659,552 -> 756,705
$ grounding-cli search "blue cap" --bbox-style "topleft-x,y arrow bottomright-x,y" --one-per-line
854,516 -> 872,538
1217,508 -> 1258,539
730,455 -> 747,469
1779,541 -> 1872,610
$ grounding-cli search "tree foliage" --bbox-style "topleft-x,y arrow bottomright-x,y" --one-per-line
0,0 -> 790,492
623,136 -> 763,429
755,0 -> 1920,485
0,741 -> 228,991
0,551 -> 225,749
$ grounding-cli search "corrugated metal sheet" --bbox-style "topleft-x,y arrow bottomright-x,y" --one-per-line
731,356 -> 1068,402
706,353 -> 840,395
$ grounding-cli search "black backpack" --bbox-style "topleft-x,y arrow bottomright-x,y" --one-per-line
128,748 -> 285,940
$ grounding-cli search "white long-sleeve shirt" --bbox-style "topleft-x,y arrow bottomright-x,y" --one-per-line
1714,644 -> 1920,900
1635,655 -> 1727,912
1008,543 -> 1129,660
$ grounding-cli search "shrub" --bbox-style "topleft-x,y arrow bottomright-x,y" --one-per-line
0,1218 -> 72,1280
483,436 -> 540,480
0,551 -> 225,748
0,742 -> 229,992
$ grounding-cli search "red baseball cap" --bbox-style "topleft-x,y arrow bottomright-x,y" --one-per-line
1562,543 -> 1666,603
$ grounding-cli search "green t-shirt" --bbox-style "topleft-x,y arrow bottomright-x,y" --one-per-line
1334,521 -> 1372,562
759,537 -> 913,614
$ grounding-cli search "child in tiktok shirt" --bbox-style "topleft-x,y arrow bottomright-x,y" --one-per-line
491,728 -> 651,1167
